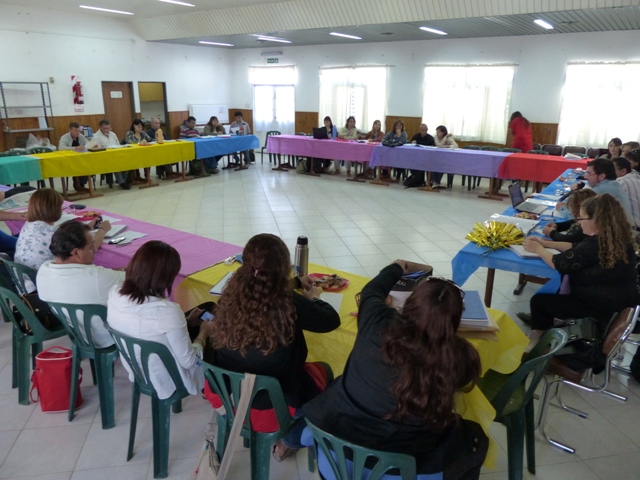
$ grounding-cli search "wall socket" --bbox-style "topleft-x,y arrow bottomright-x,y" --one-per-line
49,77 -> 54,83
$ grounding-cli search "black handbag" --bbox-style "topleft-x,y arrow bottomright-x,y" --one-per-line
382,139 -> 403,147
554,317 -> 606,373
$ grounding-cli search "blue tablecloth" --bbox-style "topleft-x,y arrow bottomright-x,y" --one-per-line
187,136 -> 260,159
0,155 -> 43,184
451,171 -> 576,291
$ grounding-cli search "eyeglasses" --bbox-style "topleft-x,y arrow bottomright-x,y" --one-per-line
426,276 -> 465,301
575,217 -> 591,221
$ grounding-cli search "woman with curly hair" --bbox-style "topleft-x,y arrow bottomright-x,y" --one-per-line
301,260 -> 488,478
208,233 -> 340,458
524,193 -> 640,331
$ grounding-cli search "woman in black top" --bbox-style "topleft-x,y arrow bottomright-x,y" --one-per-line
525,194 -> 640,331
302,261 -> 488,478
541,188 -> 596,244
208,234 -> 340,456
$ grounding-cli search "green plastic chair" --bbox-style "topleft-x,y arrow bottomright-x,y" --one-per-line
500,148 -> 522,153
476,328 -> 568,480
105,326 -> 188,479
461,145 -> 480,150
202,361 -> 314,480
0,287 -> 67,405
47,302 -> 118,429
261,131 -> 281,164
0,149 -> 28,157
26,147 -> 53,155
304,420 -> 417,480
480,146 -> 500,151
527,149 -> 549,155
2,259 -> 37,297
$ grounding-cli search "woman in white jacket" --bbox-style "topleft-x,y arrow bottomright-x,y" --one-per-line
108,241 -> 214,399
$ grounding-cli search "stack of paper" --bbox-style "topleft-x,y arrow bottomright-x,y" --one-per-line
510,245 -> 560,258
487,214 -> 540,235
459,291 -> 499,332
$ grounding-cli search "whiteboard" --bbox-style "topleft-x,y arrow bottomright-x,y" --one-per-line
188,104 -> 228,125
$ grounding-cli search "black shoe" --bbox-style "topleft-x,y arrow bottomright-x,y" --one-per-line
516,312 -> 532,325
119,183 -> 131,190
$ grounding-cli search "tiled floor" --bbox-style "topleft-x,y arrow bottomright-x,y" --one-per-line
0,162 -> 639,479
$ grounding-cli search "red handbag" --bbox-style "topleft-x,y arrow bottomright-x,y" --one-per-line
30,346 -> 83,413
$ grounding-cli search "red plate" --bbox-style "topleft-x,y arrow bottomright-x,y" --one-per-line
309,273 -> 350,292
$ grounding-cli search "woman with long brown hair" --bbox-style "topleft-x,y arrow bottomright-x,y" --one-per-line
524,193 -> 640,331
209,233 -> 340,458
301,260 -> 488,478
507,111 -> 533,153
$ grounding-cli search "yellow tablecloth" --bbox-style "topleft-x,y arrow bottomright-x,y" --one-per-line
176,262 -> 530,468
33,141 -> 196,178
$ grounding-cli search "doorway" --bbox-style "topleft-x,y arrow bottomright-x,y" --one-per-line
101,81 -> 135,140
138,82 -> 169,136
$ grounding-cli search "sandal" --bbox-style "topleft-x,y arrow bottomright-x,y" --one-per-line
272,440 -> 298,462
332,169 -> 341,175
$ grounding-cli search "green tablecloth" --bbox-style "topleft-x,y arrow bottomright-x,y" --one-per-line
0,155 -> 43,184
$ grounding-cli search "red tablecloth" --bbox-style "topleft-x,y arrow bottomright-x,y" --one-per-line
267,135 -> 377,163
498,153 -> 588,184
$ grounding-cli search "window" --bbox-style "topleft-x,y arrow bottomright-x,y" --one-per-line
558,63 -> 640,146
318,67 -> 387,132
249,66 -> 296,136
422,65 -> 515,143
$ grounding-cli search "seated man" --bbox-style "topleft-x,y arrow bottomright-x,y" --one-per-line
59,122 -> 89,193
407,124 -> 436,187
614,156 -> 640,230
36,220 -> 124,348
180,117 -> 220,174
147,117 -> 175,178
230,111 -> 252,166
90,119 -> 131,190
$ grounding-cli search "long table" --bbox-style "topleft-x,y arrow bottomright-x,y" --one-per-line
0,155 -> 43,184
175,260 -> 529,469
451,173 -> 572,306
497,153 -> 588,186
267,135 -> 377,163
187,135 -> 260,159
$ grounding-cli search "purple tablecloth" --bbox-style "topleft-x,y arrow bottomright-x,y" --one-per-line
267,135 -> 377,163
369,145 -> 511,177
7,206 -> 242,295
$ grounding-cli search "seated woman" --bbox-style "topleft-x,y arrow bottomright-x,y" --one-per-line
208,233 -> 340,456
314,116 -> 337,173
362,119 -> 384,142
381,119 -> 408,179
524,194 -> 640,332
300,260 -> 488,477
602,137 -> 622,160
335,116 -> 360,175
200,116 -> 225,174
432,125 -> 458,187
107,241 -> 215,400
124,119 -> 153,183
541,188 -> 596,243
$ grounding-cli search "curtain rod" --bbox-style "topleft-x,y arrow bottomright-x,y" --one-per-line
568,61 -> 640,65
318,65 -> 394,70
424,63 -> 518,67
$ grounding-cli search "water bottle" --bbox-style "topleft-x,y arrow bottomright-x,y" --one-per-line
293,236 -> 309,277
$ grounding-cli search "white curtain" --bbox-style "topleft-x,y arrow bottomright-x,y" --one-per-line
422,65 -> 515,143
558,63 -> 640,147
319,67 -> 387,132
250,66 -> 296,140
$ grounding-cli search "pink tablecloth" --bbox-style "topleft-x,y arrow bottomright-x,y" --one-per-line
7,207 -> 242,295
267,135 -> 377,163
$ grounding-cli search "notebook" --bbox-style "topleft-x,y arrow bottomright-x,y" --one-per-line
510,245 -> 560,258
209,271 -> 234,296
459,291 -> 499,332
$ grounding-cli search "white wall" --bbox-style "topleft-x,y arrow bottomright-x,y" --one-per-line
230,30 -> 640,124
0,4 -> 231,117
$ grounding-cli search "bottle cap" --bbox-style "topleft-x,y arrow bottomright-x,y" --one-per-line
296,236 -> 308,245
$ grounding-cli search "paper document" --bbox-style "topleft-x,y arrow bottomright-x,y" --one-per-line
209,271 -> 234,296
54,213 -> 81,226
319,292 -> 343,313
0,191 -> 35,210
532,193 -> 563,201
510,245 -> 560,258
487,214 -> 540,235
102,230 -> 147,244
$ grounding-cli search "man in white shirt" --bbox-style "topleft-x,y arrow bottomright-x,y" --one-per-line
37,220 -> 124,348
230,111 -> 252,166
90,119 -> 131,190
59,122 -> 89,193
614,156 -> 640,230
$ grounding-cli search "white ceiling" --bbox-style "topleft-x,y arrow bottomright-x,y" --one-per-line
3,0 -> 640,48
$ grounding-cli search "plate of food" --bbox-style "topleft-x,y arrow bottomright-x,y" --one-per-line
309,273 -> 349,292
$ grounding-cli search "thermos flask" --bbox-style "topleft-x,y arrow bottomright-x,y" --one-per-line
293,236 -> 309,277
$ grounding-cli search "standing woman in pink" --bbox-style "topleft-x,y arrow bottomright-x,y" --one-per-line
508,111 -> 533,153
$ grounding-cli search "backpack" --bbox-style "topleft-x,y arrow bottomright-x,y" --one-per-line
403,174 -> 425,188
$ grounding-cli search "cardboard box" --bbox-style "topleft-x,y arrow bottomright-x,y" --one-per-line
389,263 -> 433,308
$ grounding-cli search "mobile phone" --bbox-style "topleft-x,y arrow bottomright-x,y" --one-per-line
108,236 -> 126,244
94,215 -> 103,229
201,311 -> 215,322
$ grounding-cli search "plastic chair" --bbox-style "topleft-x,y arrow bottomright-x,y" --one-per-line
480,145 -> 500,151
0,287 -> 67,405
562,146 -> 586,157
587,147 -> 606,159
541,144 -> 562,156
47,302 -> 118,429
527,149 -> 549,155
461,145 -> 480,150
260,131 -> 281,164
538,306 -> 639,454
532,143 -> 541,151
500,148 -> 522,153
26,147 -> 54,189
303,419 -> 420,480
0,149 -> 28,157
476,328 -> 568,480
202,361 -> 314,480
2,258 -> 37,296
458,146 -> 481,189
106,326 -> 189,479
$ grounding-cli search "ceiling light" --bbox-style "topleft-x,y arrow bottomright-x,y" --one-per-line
199,41 -> 234,47
257,37 -> 291,44
329,32 -> 362,40
79,5 -> 134,14
534,19 -> 554,29
158,0 -> 195,6
420,26 -> 447,35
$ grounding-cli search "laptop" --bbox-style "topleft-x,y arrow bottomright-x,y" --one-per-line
312,127 -> 329,140
508,184 -> 547,214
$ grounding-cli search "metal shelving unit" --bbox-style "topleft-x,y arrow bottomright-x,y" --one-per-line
0,82 -> 54,150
